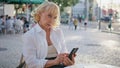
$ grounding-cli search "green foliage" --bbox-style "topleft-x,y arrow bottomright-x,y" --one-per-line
1,0 -> 44,4
50,0 -> 79,11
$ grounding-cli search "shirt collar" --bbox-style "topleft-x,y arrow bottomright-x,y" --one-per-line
34,23 -> 57,33
34,23 -> 43,33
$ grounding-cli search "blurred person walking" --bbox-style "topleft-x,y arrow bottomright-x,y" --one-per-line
73,18 -> 78,30
84,19 -> 87,30
0,15 -> 6,34
6,16 -> 15,34
68,18 -> 74,30
14,17 -> 24,33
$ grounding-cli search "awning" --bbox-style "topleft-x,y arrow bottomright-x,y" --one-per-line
1,0 -> 45,4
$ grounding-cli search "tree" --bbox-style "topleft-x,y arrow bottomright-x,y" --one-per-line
14,4 -> 21,15
49,0 -> 79,11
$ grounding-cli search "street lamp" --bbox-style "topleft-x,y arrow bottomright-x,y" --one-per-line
109,0 -> 113,32
86,0 -> 89,21
98,0 -> 102,30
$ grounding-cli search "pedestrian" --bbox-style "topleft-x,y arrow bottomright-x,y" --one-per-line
14,17 -> 24,33
6,16 -> 15,34
68,18 -> 74,30
0,15 -> 3,33
21,1 -> 76,68
78,15 -> 82,23
0,15 -> 6,34
73,18 -> 78,30
23,18 -> 29,33
84,19 -> 87,30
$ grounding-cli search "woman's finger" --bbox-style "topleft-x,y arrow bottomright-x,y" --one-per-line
71,54 -> 75,63
63,57 -> 74,66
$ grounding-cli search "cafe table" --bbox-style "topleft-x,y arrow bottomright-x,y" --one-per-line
65,63 -> 120,68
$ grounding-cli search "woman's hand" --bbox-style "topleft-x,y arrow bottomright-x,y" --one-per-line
44,54 -> 65,68
53,53 -> 76,66
62,53 -> 76,66
54,53 -> 65,65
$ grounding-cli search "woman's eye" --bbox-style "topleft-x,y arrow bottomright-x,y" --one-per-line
48,14 -> 57,19
54,17 -> 57,19
48,14 -> 52,18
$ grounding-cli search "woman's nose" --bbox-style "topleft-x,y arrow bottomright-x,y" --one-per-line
50,18 -> 55,23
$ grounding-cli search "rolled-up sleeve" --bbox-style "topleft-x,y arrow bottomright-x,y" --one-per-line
22,34 -> 47,68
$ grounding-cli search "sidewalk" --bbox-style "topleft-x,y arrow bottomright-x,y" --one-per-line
61,24 -> 120,67
101,30 -> 120,35
0,24 -> 120,68
87,21 -> 120,35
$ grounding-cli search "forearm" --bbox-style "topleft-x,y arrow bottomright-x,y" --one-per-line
44,60 -> 58,68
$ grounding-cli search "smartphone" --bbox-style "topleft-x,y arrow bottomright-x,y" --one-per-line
68,48 -> 79,60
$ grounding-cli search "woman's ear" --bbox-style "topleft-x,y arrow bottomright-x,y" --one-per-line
38,14 -> 41,22
39,13 -> 41,19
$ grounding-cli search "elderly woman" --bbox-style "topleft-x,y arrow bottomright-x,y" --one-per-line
22,1 -> 75,68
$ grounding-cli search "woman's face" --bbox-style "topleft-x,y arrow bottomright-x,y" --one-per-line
39,11 -> 57,29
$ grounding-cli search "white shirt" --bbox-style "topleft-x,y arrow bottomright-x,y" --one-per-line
14,19 -> 24,30
22,23 -> 68,68
6,19 -> 14,31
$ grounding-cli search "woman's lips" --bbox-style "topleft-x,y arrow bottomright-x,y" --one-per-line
46,24 -> 52,28
47,24 -> 51,27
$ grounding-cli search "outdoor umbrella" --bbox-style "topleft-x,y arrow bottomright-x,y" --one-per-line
1,0 -> 44,4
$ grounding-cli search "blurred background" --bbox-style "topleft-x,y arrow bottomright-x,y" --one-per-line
0,0 -> 120,68
0,0 -> 120,34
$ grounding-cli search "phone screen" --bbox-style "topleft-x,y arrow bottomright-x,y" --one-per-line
68,48 -> 79,60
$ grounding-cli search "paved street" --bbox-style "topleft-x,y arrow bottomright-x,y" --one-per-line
61,24 -> 120,67
0,24 -> 120,68
0,34 -> 23,68
83,21 -> 120,34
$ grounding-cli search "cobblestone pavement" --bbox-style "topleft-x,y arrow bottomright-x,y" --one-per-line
0,34 -> 23,68
61,25 -> 120,67
0,24 -> 120,68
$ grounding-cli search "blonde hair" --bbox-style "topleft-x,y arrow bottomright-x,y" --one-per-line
31,1 -> 60,28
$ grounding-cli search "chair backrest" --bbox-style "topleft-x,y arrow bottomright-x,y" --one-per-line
17,54 -> 27,68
